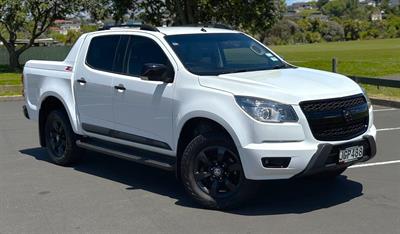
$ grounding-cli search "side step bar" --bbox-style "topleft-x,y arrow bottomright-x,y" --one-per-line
76,138 -> 175,171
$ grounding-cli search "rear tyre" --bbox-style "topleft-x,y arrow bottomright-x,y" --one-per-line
180,132 -> 258,210
44,109 -> 81,165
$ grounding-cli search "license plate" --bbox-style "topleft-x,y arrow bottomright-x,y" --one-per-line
339,146 -> 364,163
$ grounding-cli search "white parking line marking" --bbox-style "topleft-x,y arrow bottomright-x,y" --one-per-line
373,108 -> 399,112
350,160 -> 400,168
377,127 -> 400,132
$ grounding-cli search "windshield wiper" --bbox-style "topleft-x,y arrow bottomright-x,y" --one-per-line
219,69 -> 254,75
272,64 -> 290,70
218,64 -> 294,75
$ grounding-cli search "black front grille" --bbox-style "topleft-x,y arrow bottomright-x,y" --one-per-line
300,94 -> 369,141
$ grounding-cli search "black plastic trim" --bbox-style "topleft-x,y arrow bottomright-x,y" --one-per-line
76,138 -> 175,171
300,94 -> 369,141
82,123 -> 172,150
22,105 -> 29,119
294,135 -> 377,178
262,157 -> 291,168
365,135 -> 377,159
99,24 -> 160,32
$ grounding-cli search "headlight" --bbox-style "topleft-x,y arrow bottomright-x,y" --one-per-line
235,96 -> 298,123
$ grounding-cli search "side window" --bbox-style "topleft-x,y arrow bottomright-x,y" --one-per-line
126,36 -> 173,77
113,35 -> 129,74
86,35 -> 120,72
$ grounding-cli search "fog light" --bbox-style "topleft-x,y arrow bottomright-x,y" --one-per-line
262,157 -> 291,168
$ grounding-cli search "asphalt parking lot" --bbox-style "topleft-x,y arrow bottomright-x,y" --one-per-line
0,101 -> 399,234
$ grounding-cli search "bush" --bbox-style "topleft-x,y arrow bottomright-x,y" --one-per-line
321,20 -> 344,41
305,32 -> 322,43
342,19 -> 367,40
260,4 -> 400,45
386,26 -> 398,38
264,36 -> 285,45
265,19 -> 301,44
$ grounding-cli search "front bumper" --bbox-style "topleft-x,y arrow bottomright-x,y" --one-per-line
22,105 -> 30,119
238,126 -> 377,180
294,135 -> 376,178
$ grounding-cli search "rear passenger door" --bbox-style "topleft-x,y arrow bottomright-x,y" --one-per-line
112,34 -> 176,151
74,34 -> 128,133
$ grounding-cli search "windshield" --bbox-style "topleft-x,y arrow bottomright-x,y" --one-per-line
165,33 -> 290,76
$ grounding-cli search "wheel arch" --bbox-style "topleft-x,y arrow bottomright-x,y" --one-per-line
175,114 -> 240,179
38,93 -> 76,147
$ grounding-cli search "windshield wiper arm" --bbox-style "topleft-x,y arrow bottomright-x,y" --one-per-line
273,63 -> 297,70
218,65 -> 293,75
219,69 -> 253,75
272,64 -> 289,70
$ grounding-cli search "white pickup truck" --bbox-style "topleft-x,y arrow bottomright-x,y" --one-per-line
23,25 -> 376,209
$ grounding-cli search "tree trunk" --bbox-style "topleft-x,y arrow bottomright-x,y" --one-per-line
185,0 -> 194,24
173,0 -> 186,25
8,49 -> 21,71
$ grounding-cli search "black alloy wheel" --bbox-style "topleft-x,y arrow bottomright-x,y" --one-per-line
48,118 -> 67,158
193,146 -> 243,198
44,110 -> 81,165
181,132 -> 259,210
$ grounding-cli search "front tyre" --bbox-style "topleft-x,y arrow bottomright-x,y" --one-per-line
181,133 -> 258,210
44,110 -> 81,165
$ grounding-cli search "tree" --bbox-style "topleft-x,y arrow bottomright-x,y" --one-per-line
322,0 -> 368,20
210,0 -> 280,42
316,0 -> 329,10
139,0 -> 169,25
138,0 -> 190,25
111,0 -> 138,24
84,0 -> 139,25
139,0 -> 279,41
0,0 -> 85,70
322,0 -> 347,17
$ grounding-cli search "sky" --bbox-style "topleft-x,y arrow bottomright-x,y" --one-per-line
286,0 -> 313,5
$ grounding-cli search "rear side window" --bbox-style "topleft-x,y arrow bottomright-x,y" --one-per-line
86,35 -> 120,72
126,36 -> 172,77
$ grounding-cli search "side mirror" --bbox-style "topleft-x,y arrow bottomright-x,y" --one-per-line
141,63 -> 174,83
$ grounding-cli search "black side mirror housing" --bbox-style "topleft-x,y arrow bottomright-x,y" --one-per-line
141,63 -> 174,83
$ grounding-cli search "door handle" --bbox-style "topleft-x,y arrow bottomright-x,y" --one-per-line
114,84 -> 126,92
77,78 -> 87,85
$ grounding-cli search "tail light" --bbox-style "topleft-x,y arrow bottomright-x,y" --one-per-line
21,73 -> 25,97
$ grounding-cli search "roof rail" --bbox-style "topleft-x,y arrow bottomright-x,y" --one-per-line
98,24 -> 160,32
176,23 -> 234,30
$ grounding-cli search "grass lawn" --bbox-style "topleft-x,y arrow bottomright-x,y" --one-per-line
270,38 -> 400,78
0,65 -> 22,96
363,85 -> 400,100
271,38 -> 400,99
0,73 -> 20,85
0,64 -> 21,85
